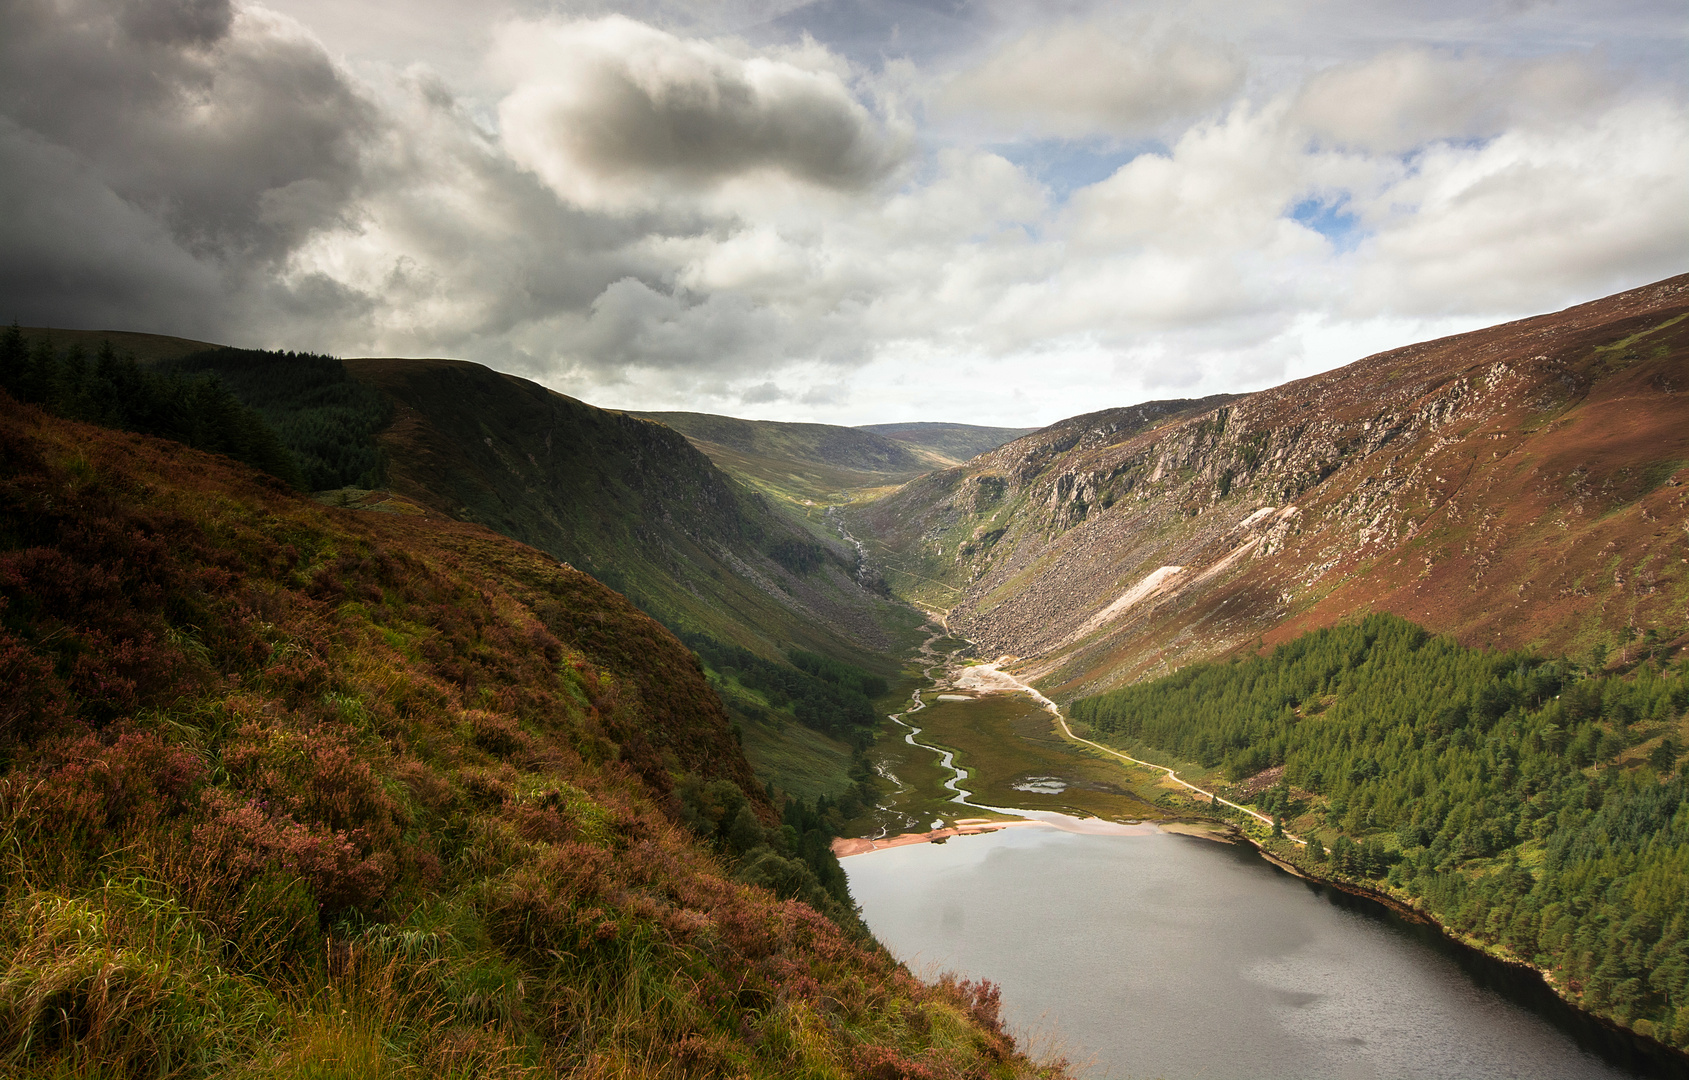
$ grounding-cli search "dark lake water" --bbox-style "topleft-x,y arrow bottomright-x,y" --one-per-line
845,825 -> 1672,1080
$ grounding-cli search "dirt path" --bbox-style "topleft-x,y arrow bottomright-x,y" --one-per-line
961,659 -> 1304,846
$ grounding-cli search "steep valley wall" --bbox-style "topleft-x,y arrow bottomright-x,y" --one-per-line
853,274 -> 1689,696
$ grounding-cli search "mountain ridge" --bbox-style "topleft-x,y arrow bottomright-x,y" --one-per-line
350,357 -> 901,665
632,410 -> 1032,505
856,422 -> 1039,464
850,274 -> 1689,696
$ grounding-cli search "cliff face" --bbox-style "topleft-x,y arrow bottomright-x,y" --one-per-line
852,274 -> 1689,696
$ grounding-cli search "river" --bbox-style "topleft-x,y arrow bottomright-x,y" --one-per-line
846,824 -> 1663,1079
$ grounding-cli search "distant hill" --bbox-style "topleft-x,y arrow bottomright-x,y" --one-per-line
851,274 -> 1689,698
14,325 -> 223,362
632,410 -> 934,504
858,421 -> 1038,463
632,412 -> 1037,507
642,411 -> 929,473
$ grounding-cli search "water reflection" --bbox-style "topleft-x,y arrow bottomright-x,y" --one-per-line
845,826 -> 1675,1080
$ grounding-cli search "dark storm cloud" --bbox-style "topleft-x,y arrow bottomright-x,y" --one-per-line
496,16 -> 904,199
0,118 -> 225,334
0,0 -> 393,336
0,0 -> 379,264
0,0 -> 674,351
119,0 -> 234,44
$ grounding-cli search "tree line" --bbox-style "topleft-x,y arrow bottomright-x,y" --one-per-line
1,327 -> 302,487
1,329 -> 394,493
679,631 -> 885,745
1071,612 -> 1689,1046
157,347 -> 390,491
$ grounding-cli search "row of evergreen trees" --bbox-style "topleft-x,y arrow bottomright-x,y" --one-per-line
680,631 -> 884,744
0,328 -> 394,494
1070,612 -> 1689,1045
157,347 -> 389,491
0,327 -> 303,487
790,647 -> 890,699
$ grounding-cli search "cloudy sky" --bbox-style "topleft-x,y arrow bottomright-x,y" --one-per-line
3,0 -> 1684,426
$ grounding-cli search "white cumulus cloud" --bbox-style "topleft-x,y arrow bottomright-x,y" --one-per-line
494,16 -> 906,208
939,19 -> 1245,139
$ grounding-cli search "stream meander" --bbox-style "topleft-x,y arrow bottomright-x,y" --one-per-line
841,627 -> 1677,1079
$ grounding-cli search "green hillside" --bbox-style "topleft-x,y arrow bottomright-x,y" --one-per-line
0,389 -> 1063,1078
857,422 -> 1037,464
639,412 -> 929,474
632,410 -> 934,505
11,334 -> 921,807
635,413 -> 1039,507
346,359 -> 907,667
1072,613 -> 1689,1049
16,325 -> 222,363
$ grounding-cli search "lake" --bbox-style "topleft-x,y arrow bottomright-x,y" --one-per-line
845,824 -> 1670,1080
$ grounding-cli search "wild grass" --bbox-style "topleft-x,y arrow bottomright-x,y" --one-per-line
0,393 -> 1070,1079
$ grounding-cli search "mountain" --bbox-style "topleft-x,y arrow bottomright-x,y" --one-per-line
0,390 -> 1056,1077
851,275 -> 1689,697
851,395 -> 1234,614
11,331 -> 905,669
634,411 -> 1036,505
10,332 -> 923,803
348,359 -> 904,668
857,421 -> 1039,464
631,410 -> 934,504
344,359 -> 925,803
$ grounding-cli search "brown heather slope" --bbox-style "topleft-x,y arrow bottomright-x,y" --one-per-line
0,392 -> 1060,1078
852,274 -> 1689,697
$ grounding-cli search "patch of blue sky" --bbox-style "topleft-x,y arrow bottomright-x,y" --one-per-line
1289,195 -> 1363,252
993,138 -> 1168,202
753,0 -> 986,67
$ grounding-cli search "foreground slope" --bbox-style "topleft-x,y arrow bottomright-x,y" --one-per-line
14,332 -> 907,670
856,275 -> 1689,696
0,392 -> 1060,1078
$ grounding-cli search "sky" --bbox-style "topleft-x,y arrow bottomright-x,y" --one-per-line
2,0 -> 1685,427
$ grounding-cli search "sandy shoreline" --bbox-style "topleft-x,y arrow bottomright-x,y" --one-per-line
836,650 -> 1177,858
833,814 -> 1167,857
831,819 -> 1043,857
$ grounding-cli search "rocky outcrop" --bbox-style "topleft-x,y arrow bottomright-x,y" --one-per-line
852,274 -> 1689,697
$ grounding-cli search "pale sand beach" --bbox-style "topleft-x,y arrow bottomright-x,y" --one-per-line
834,814 -> 1165,857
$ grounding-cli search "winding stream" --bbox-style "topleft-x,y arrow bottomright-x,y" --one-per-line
881,627 -> 981,829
